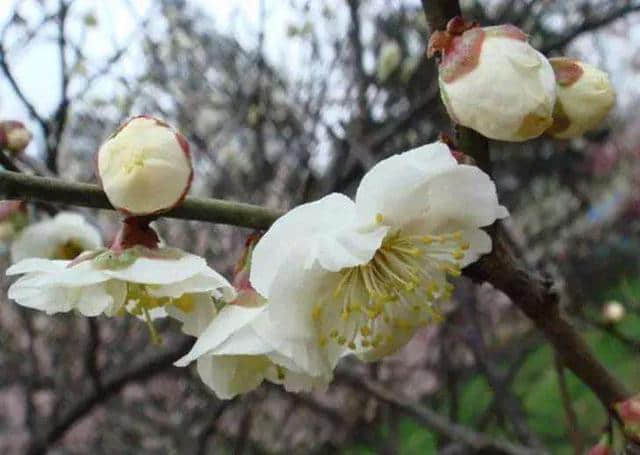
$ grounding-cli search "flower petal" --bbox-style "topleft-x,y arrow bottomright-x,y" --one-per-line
165,293 -> 217,337
102,253 -> 207,284
195,355 -> 271,399
251,193 -> 383,296
175,304 -> 266,366
355,142 -> 458,225
7,258 -> 69,275
422,164 -> 508,231
146,270 -> 235,301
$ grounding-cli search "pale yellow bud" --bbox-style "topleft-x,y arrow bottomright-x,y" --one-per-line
547,58 -> 615,139
97,116 -> 192,216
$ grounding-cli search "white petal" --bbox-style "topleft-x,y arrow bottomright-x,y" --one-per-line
75,284 -> 117,317
10,212 -> 102,262
459,228 -> 493,267
146,270 -> 235,301
251,253 -> 336,375
251,193 -> 381,296
19,261 -> 110,288
423,165 -> 508,231
175,304 -> 266,366
165,293 -> 217,337
102,252 -> 207,284
355,142 -> 458,225
195,355 -> 270,399
7,258 -> 69,275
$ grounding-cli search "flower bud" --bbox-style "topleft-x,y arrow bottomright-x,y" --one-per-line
377,41 -> 402,82
547,58 -> 615,139
616,394 -> 640,441
602,300 -> 625,324
231,232 -> 264,307
429,19 -> 555,142
0,121 -> 32,154
97,116 -> 192,216
586,438 -> 613,455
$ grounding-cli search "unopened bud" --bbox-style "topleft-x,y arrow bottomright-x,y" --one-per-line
586,438 -> 613,455
616,394 -> 640,441
430,19 -> 555,142
602,300 -> 625,324
0,121 -> 32,154
377,41 -> 402,82
97,116 -> 192,216
231,232 -> 264,307
547,58 -> 615,139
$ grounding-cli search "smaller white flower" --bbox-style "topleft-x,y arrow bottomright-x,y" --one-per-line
175,303 -> 331,400
175,236 -> 331,399
97,116 -> 192,216
11,212 -> 102,262
547,57 -> 615,139
7,248 -> 235,339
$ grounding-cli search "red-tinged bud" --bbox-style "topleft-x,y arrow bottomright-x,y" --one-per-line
586,441 -> 613,455
616,394 -> 640,441
547,58 -> 615,139
0,121 -> 32,154
97,116 -> 193,217
430,18 -> 555,142
0,200 -> 25,222
231,232 -> 264,307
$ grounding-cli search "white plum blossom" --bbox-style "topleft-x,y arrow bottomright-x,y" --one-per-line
547,57 -> 615,139
11,212 -> 102,262
97,116 -> 192,216
429,19 -> 556,142
175,303 -> 331,399
7,247 -> 235,341
251,141 -> 508,366
175,237 -> 331,399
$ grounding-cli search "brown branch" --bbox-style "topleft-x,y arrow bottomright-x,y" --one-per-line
27,337 -> 192,455
423,0 -> 631,414
541,3 -> 640,53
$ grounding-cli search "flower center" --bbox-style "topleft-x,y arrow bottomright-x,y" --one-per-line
123,283 -> 196,344
312,229 -> 469,354
123,149 -> 147,174
53,240 -> 86,260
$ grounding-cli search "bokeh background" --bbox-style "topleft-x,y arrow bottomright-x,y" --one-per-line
1,0 -> 640,453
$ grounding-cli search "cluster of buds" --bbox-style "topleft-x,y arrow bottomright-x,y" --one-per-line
429,17 -> 615,142
0,121 -> 32,154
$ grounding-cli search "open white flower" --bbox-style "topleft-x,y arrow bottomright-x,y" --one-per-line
7,248 -> 235,339
251,141 -> 508,364
175,237 -> 331,399
175,303 -> 331,399
11,212 -> 102,262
